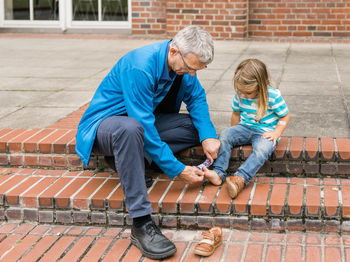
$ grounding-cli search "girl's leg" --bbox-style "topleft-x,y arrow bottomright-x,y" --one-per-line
235,132 -> 276,184
212,125 -> 252,181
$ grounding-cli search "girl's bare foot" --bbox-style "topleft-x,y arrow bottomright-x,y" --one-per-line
203,167 -> 222,186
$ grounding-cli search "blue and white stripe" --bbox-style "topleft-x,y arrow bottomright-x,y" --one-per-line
231,86 -> 289,132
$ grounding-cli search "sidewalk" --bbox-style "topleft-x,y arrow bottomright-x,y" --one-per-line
0,222 -> 348,262
0,34 -> 349,138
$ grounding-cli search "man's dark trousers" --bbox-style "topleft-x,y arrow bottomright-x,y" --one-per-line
92,113 -> 200,218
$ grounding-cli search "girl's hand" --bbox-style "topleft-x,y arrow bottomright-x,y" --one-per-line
262,131 -> 280,146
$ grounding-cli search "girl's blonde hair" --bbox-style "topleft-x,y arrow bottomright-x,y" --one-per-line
234,58 -> 270,121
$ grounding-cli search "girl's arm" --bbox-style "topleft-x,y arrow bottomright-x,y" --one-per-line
231,111 -> 241,126
274,112 -> 290,137
262,112 -> 290,145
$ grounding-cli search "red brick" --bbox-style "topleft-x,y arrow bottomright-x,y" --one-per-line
53,130 -> 77,154
305,185 -> 321,216
102,238 -> 130,262
305,246 -> 321,262
121,245 -> 142,261
67,138 -> 76,154
24,155 -> 38,166
233,183 -> 253,214
148,181 -> 171,212
72,178 -> 105,210
1,234 -> 41,261
60,236 -> 94,262
215,183 -> 232,214
6,176 -> 41,205
265,245 -> 282,262
320,137 -> 335,160
225,243 -> 244,262
85,227 -> 102,236
67,155 -> 83,167
324,185 -> 339,217
287,184 -> 304,216
336,138 -> 350,160
20,235 -> 58,262
12,223 -> 36,234
305,137 -> 318,160
269,183 -> 287,216
0,129 -> 13,138
342,186 -> 350,218
179,183 -> 201,213
244,244 -> 264,262
0,129 -> 27,152
8,129 -> 41,152
107,184 -> 124,210
80,237 -> 113,262
198,183 -> 220,213
39,177 -> 74,207
23,129 -> 56,153
0,175 -> 27,204
161,181 -> 186,213
273,137 -> 288,159
325,247 -> 342,262
289,137 -> 304,160
0,223 -> 18,233
285,245 -> 303,262
39,129 -> 69,153
56,178 -> 90,208
251,183 -> 270,216
10,155 -> 24,166
182,242 -> 201,262
91,179 -> 119,208
0,234 -> 23,256
40,236 -> 75,262
242,145 -> 253,159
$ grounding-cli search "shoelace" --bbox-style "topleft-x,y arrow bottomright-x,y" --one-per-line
145,222 -> 162,237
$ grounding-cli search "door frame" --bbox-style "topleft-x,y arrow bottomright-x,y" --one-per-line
0,0 -> 131,31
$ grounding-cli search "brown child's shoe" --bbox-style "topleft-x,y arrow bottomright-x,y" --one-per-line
226,175 -> 245,199
194,227 -> 222,257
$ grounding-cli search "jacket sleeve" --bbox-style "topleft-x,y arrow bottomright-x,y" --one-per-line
119,68 -> 185,177
182,75 -> 217,142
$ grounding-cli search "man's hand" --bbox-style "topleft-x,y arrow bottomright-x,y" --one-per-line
178,166 -> 204,184
202,138 -> 221,163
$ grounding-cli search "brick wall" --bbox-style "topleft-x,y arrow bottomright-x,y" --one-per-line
131,0 -> 350,40
131,0 -> 167,35
249,0 -> 350,39
165,0 -> 248,39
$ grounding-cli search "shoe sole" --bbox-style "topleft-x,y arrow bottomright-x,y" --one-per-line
130,235 -> 177,260
226,179 -> 238,198
194,242 -> 222,257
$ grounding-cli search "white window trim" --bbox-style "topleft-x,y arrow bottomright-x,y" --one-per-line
0,0 -> 132,31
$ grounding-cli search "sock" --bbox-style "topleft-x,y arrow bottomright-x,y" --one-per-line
133,215 -> 152,228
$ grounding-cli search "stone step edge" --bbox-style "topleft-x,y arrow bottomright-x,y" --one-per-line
1,168 -> 350,233
0,128 -> 350,175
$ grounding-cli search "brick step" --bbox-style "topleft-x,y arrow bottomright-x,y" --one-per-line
0,222 -> 348,262
1,128 -> 350,177
1,167 -> 350,233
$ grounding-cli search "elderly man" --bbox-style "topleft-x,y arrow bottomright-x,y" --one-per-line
75,25 -> 220,259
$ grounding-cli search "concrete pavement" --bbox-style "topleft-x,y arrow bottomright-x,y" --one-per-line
0,34 -> 350,138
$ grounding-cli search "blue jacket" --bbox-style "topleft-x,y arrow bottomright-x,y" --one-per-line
75,40 -> 217,177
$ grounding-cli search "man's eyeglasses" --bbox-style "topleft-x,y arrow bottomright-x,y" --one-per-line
178,51 -> 207,73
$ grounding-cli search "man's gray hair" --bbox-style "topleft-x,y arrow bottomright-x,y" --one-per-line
170,25 -> 214,64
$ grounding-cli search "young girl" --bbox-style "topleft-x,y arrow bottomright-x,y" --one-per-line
204,58 -> 290,198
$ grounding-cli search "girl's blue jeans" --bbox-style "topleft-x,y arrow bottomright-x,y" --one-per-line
212,124 -> 276,185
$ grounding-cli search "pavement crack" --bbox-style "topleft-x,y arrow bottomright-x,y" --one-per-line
331,42 -> 350,131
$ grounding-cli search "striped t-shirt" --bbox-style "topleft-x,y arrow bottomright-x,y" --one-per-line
232,86 -> 289,132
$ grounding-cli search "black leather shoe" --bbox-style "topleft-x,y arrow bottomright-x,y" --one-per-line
131,221 -> 176,259
145,172 -> 153,188
104,156 -> 153,188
